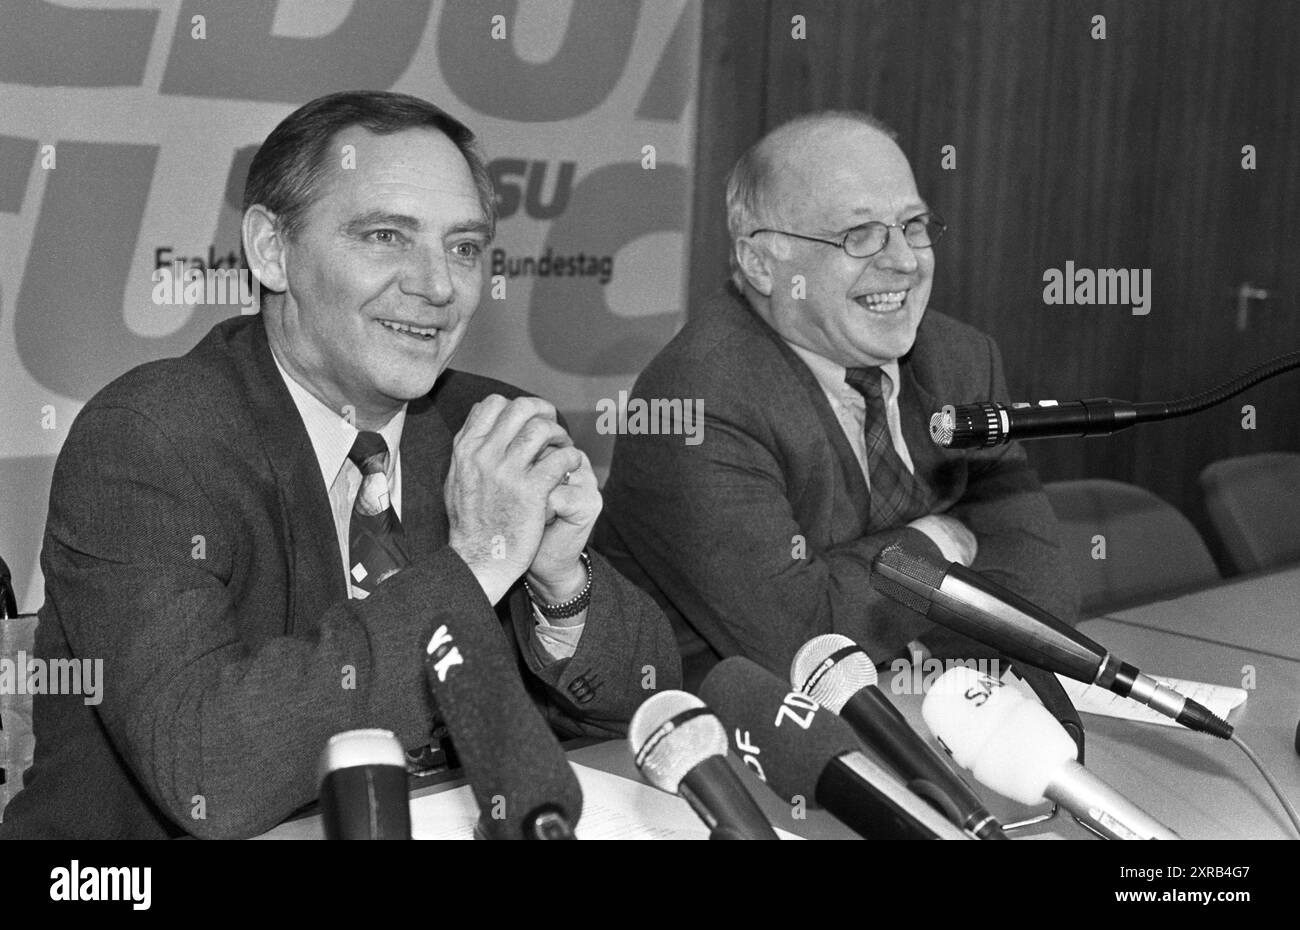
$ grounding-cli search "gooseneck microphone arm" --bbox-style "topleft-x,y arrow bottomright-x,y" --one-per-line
930,349 -> 1300,448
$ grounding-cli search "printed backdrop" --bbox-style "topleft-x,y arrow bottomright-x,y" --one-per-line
0,0 -> 700,614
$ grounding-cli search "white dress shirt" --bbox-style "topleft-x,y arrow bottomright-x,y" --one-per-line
787,343 -> 971,568
788,345 -> 915,484
270,352 -> 582,663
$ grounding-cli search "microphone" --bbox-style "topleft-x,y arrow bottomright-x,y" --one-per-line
422,616 -> 581,840
923,666 -> 1180,840
699,657 -> 972,840
629,691 -> 780,839
928,398 -> 1156,448
871,543 -> 1233,739
930,352 -> 1300,449
791,635 -> 1007,839
317,729 -> 411,840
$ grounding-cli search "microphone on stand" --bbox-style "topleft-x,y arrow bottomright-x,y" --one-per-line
871,543 -> 1233,739
929,350 -> 1300,449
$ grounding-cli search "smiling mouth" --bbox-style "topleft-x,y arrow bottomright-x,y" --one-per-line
379,319 -> 440,341
854,289 -> 909,313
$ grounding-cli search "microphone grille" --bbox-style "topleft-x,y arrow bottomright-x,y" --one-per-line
317,728 -> 406,784
871,544 -> 942,614
929,410 -> 954,446
628,691 -> 728,794
790,634 -> 878,713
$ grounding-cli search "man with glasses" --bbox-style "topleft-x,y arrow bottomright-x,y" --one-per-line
595,111 -> 1078,686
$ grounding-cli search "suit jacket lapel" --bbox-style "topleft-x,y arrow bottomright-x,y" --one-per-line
727,289 -> 873,529
898,355 -> 946,500
229,318 -> 346,631
400,395 -> 453,562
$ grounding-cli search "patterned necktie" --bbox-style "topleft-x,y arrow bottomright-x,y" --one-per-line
843,367 -> 930,532
346,431 -> 409,599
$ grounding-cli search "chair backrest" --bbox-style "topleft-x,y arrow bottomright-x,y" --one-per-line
0,614 -> 39,822
1043,479 -> 1220,616
1199,452 -> 1300,574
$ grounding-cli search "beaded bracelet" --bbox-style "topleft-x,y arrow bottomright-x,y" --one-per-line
525,551 -> 592,619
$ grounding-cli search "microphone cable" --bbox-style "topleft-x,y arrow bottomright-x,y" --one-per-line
1228,732 -> 1300,838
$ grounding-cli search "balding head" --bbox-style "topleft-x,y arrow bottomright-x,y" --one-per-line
724,111 -> 937,368
726,112 -> 900,285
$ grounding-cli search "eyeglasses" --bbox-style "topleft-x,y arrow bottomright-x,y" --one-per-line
748,211 -> 947,259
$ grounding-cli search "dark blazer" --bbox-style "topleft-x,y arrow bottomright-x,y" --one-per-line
594,284 -> 1079,683
0,314 -> 679,839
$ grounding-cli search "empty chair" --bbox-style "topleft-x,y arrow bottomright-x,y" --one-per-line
1043,479 -> 1220,617
1199,453 -> 1300,574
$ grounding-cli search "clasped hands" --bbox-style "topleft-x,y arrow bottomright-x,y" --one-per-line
444,395 -> 599,609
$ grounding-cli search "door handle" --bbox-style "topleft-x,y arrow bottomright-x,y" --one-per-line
1236,282 -> 1270,331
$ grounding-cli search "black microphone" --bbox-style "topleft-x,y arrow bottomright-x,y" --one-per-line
791,635 -> 1007,839
929,398 -> 1159,449
923,666 -> 1180,840
422,615 -> 581,839
930,351 -> 1300,449
629,691 -> 779,839
317,729 -> 411,840
699,657 -> 972,840
871,543 -> 1233,739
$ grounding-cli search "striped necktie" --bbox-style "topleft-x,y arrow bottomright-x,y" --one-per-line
844,367 -> 930,532
346,431 -> 409,599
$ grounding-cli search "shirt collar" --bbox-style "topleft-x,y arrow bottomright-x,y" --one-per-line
270,351 -> 407,490
788,342 -> 902,405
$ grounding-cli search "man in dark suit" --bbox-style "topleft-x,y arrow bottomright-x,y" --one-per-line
595,112 -> 1078,687
1,91 -> 679,839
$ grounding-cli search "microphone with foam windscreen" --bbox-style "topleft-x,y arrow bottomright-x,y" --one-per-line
422,616 -> 581,840
699,657 -> 972,839
317,729 -> 411,840
871,542 -> 1233,739
923,666 -> 1180,840
792,635 -> 1006,839
629,691 -> 779,839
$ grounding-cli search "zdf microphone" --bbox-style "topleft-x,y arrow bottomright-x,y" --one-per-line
922,666 -> 1180,840
700,657 -> 971,840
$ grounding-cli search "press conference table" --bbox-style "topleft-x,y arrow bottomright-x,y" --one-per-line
258,566 -> 1300,840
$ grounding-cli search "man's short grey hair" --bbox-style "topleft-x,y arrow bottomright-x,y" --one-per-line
724,111 -> 898,288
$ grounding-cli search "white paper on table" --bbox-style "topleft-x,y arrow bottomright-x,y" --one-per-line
1055,673 -> 1246,726
409,762 -> 801,839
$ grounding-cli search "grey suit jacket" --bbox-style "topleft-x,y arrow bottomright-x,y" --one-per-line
594,284 -> 1079,682
0,314 -> 679,839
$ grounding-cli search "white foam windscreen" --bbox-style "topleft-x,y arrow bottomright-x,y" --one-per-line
921,666 -> 1076,804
